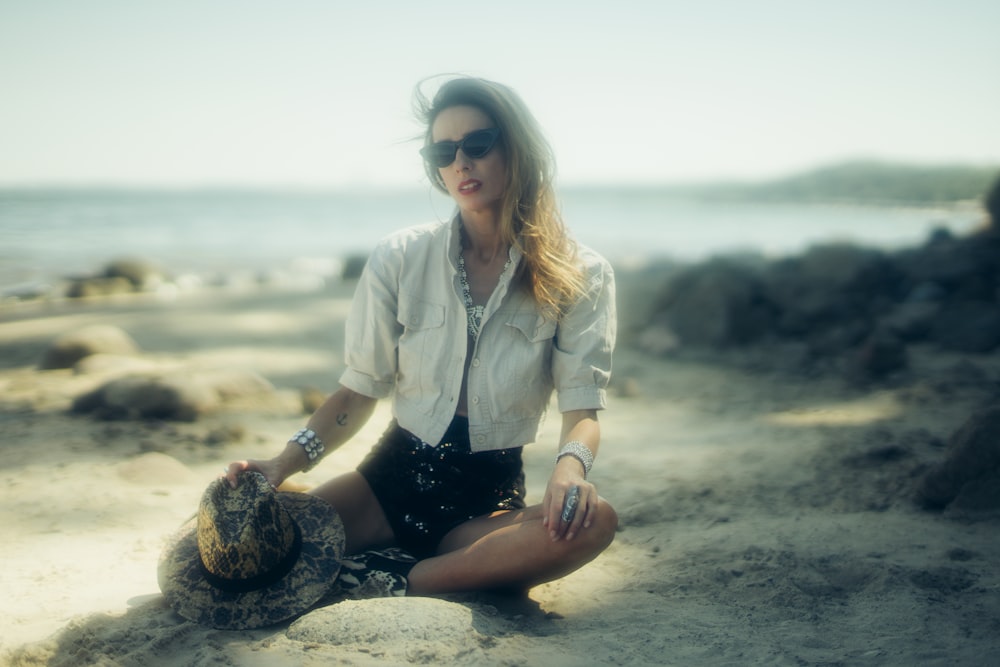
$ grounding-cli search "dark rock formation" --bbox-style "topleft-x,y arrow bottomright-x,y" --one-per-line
639,224 -> 1000,375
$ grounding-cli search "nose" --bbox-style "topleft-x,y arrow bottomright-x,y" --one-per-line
453,149 -> 473,170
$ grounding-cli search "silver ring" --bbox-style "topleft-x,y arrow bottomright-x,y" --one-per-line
561,485 -> 580,523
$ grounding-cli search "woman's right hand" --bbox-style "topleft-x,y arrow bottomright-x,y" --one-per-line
223,458 -> 288,489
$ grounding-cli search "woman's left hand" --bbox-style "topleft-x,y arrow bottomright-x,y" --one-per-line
542,457 -> 597,542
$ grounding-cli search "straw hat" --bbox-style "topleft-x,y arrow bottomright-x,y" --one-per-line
158,472 -> 344,630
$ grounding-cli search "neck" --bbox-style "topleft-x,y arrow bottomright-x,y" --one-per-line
460,215 -> 507,264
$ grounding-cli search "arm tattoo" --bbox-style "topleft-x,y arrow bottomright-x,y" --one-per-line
336,413 -> 348,427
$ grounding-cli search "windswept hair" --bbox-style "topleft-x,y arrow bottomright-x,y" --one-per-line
414,76 -> 585,319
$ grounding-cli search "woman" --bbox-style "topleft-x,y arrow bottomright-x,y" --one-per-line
225,76 -> 617,597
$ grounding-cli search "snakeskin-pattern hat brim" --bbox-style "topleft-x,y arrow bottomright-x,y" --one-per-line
158,492 -> 345,630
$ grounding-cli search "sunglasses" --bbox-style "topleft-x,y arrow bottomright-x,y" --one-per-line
420,127 -> 501,168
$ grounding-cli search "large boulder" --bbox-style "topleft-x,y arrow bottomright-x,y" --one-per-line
763,243 -> 903,337
844,327 -> 909,381
103,258 -> 164,290
917,403 -> 1000,512
892,228 -> 1000,303
927,302 -> 1000,353
72,374 -> 217,421
66,258 -> 165,298
66,276 -> 135,299
40,325 -> 140,370
72,370 -> 274,421
983,172 -> 1000,229
648,258 -> 774,347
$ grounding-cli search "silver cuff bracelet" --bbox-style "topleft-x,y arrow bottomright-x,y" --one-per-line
290,428 -> 324,471
555,441 -> 594,479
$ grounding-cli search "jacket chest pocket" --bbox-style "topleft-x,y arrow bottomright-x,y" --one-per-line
398,295 -> 446,331
489,313 -> 556,417
506,313 -> 557,344
396,295 -> 447,395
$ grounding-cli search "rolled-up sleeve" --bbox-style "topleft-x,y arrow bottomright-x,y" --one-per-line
339,242 -> 402,399
552,251 -> 617,413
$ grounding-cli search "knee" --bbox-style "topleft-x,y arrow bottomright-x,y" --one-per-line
581,497 -> 618,552
597,498 -> 619,544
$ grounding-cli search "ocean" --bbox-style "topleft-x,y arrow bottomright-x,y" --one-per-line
0,188 -> 986,294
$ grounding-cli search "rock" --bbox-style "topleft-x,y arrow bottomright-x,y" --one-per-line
74,353 -> 158,376
301,387 -> 327,414
636,324 -> 679,355
73,374 -> 218,421
638,224 -> 1000,370
204,424 -> 246,445
926,226 -> 955,245
917,403 -> 1000,511
40,325 -> 140,370
341,254 -> 368,281
880,300 -> 941,342
906,281 -> 947,303
198,369 -> 275,400
103,258 -> 164,290
764,243 -> 902,337
845,328 -> 908,381
287,598 -> 497,662
939,359 -> 997,391
651,258 -> 774,347
71,370 -> 273,421
63,259 -> 165,298
983,175 -> 1000,230
928,301 -> 1000,353
807,319 -> 872,358
894,231 -> 1000,302
66,276 -> 135,299
949,473 -> 1000,513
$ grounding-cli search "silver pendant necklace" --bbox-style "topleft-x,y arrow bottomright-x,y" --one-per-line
458,252 -> 510,338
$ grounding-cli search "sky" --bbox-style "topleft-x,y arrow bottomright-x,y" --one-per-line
1,0 -> 998,189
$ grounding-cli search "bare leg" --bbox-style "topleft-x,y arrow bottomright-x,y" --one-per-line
308,472 -> 617,595
308,471 -> 395,555
407,498 -> 618,595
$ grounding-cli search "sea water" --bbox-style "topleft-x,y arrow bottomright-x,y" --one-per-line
0,187 -> 985,293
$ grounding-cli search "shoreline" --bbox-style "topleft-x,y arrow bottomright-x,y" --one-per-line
1,193 -> 987,300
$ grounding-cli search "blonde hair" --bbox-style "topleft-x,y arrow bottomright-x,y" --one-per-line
414,76 -> 585,318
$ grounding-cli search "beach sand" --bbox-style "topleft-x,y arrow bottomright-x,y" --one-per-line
1,274 -> 999,666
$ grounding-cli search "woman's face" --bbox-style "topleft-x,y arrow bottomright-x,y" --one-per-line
430,105 -> 506,216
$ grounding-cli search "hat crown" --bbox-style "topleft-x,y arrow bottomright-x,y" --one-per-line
197,473 -> 299,587
159,470 -> 345,630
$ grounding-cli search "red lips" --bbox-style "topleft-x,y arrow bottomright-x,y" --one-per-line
458,179 -> 482,194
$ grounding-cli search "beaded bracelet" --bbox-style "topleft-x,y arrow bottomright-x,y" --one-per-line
290,428 -> 324,471
555,441 -> 594,479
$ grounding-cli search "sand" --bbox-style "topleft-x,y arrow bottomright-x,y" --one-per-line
1,277 -> 999,666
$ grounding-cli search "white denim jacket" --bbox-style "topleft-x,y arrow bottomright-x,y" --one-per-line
339,217 -> 616,452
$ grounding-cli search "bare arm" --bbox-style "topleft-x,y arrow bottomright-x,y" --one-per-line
225,385 -> 377,488
543,408 -> 601,541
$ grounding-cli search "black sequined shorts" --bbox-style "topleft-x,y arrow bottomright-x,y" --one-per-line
357,416 -> 525,559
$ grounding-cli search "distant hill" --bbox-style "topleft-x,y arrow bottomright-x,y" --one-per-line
679,161 -> 1000,205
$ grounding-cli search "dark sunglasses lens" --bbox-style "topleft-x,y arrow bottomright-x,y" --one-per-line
431,145 -> 457,168
420,129 -> 498,167
421,143 -> 457,168
461,130 -> 497,158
